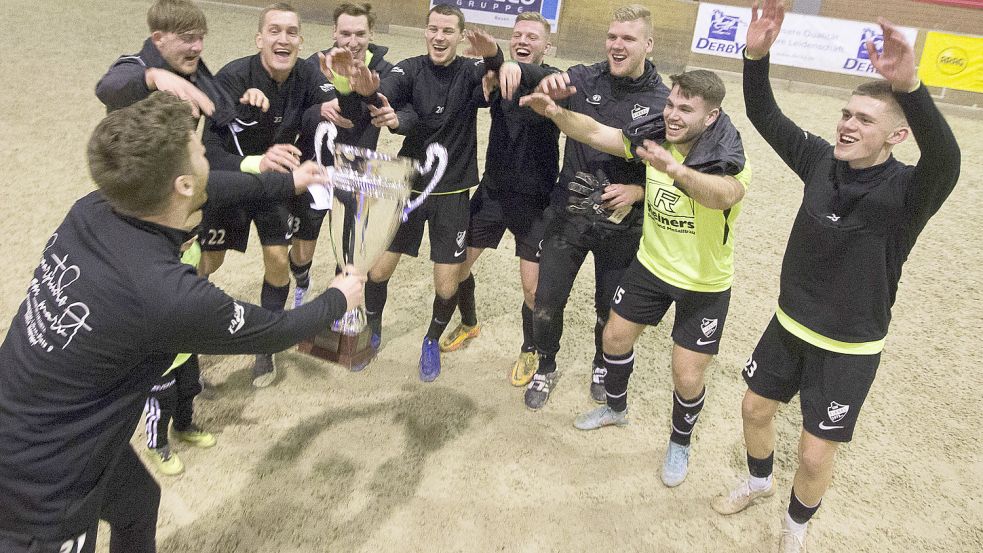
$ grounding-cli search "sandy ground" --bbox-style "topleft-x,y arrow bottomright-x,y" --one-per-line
1,0 -> 981,551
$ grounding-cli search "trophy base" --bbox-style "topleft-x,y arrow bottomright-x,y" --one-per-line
297,327 -> 377,371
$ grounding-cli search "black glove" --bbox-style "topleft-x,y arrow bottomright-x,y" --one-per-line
567,170 -> 611,218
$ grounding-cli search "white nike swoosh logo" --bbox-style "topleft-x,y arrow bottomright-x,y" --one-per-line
818,422 -> 844,430
696,338 -> 717,345
454,248 -> 466,257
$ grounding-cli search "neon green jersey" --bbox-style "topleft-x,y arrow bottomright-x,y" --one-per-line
634,143 -> 751,292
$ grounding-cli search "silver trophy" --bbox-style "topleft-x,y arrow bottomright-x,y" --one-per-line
297,121 -> 447,369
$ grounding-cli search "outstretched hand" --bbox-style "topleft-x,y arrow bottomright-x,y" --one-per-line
536,72 -> 577,100
319,49 -> 380,95
866,18 -> 919,92
518,91 -> 562,118
464,27 -> 499,58
746,0 -> 785,59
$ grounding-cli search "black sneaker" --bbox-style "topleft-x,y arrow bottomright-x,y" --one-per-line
524,370 -> 560,410
590,364 -> 607,403
251,354 -> 277,388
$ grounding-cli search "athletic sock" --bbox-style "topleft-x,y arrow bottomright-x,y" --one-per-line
457,273 -> 478,327
261,280 -> 290,313
364,279 -> 389,335
426,292 -> 459,340
747,452 -> 775,491
520,302 -> 535,352
537,352 -> 557,375
290,258 -> 313,289
592,315 -> 605,368
787,488 -> 821,525
603,350 -> 634,412
669,387 -> 706,447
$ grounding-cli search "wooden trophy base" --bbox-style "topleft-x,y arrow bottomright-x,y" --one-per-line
297,326 -> 377,371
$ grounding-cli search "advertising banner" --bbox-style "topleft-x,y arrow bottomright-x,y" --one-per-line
690,3 -> 918,78
918,31 -> 983,93
430,0 -> 563,31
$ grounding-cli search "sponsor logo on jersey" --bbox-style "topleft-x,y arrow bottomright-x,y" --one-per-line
826,213 -> 841,222
647,187 -> 696,233
586,94 -> 602,105
694,9 -> 746,55
390,66 -> 405,74
631,103 -> 650,120
320,83 -> 334,92
827,401 -> 849,423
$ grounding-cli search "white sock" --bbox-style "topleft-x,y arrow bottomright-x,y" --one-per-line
749,474 -> 772,491
784,512 -> 809,535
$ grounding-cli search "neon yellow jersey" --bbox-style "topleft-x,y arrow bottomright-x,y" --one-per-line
162,241 -> 201,375
633,142 -> 751,293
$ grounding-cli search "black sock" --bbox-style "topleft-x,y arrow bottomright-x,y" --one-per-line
787,488 -> 821,524
520,302 -> 535,352
592,315 -> 605,368
364,279 -> 389,335
747,452 -> 774,478
669,387 -> 706,446
537,352 -> 557,374
261,280 -> 290,313
426,292 -> 459,340
603,350 -> 634,412
457,273 -> 478,327
290,258 -> 313,289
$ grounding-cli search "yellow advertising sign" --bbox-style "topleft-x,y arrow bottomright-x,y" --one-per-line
918,31 -> 983,93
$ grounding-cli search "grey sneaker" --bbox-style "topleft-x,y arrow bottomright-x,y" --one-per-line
589,364 -> 607,403
661,441 -> 691,487
574,405 -> 628,430
710,477 -> 776,515
524,371 -> 559,410
779,521 -> 808,552
251,354 -> 277,388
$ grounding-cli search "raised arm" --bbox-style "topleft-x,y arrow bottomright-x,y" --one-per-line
519,91 -> 625,157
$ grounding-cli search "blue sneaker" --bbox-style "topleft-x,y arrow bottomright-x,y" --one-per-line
351,333 -> 382,373
419,337 -> 441,382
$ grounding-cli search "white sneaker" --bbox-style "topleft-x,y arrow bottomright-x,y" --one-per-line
661,442 -> 690,487
711,477 -> 776,515
778,519 -> 808,552
573,405 -> 628,430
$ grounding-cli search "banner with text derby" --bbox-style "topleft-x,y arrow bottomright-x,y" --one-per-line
690,3 -> 918,78
430,0 -> 563,32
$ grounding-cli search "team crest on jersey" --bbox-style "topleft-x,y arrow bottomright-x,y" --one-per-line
586,94 -> 602,105
320,83 -> 334,93
390,66 -> 405,74
631,103 -> 650,119
456,231 -> 466,248
827,401 -> 849,423
701,318 -> 718,337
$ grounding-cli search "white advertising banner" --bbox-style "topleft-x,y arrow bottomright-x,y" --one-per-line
690,3 -> 918,78
430,0 -> 564,32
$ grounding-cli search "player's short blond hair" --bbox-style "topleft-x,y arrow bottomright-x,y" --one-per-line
515,11 -> 551,36
853,81 -> 908,126
147,0 -> 207,35
259,2 -> 299,32
612,4 -> 652,36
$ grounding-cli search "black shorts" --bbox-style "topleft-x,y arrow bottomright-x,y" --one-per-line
388,190 -> 470,264
287,193 -> 327,241
610,258 -> 731,355
199,200 -> 292,252
743,315 -> 880,442
468,184 -> 547,262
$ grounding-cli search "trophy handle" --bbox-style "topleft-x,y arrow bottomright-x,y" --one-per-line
314,121 -> 338,168
402,143 -> 448,222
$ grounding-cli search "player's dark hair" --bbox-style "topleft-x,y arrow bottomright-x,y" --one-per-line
853,80 -> 907,125
259,2 -> 299,32
334,3 -> 376,29
669,70 -> 726,109
428,3 -> 465,31
87,93 -> 196,217
147,0 -> 207,35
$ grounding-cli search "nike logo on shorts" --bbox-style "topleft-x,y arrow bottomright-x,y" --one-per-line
454,248 -> 466,257
818,422 -> 844,430
696,338 -> 717,346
